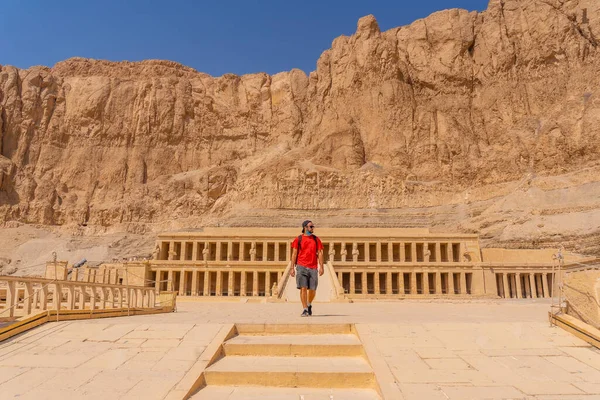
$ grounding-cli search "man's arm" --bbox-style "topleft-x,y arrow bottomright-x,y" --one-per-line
290,248 -> 297,277
318,249 -> 324,276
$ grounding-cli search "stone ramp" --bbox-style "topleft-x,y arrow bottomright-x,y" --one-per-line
282,266 -> 337,303
191,324 -> 381,399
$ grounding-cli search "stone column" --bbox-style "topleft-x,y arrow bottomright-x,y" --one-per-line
259,242 -> 266,262
108,287 -> 116,308
350,271 -> 356,294
398,272 -> 405,294
71,268 -> 79,282
53,283 -> 62,310
423,272 -> 430,295
167,270 -> 174,292
24,282 -> 33,315
252,271 -> 259,296
515,273 -> 522,298
215,271 -> 222,296
435,242 -> 441,262
448,272 -> 455,295
83,267 -> 90,283
341,243 -> 347,262
400,243 -> 406,262
168,241 -> 175,260
192,241 -> 199,261
241,272 -> 247,296
460,273 -> 467,295
386,272 -> 392,295
388,244 -> 394,263
178,242 -> 184,261
90,287 -> 96,310
137,288 -> 144,307
216,242 -> 222,262
227,241 -> 233,261
128,288 -> 135,308
523,273 -> 531,298
265,272 -> 271,296
149,290 -> 156,307
32,286 -> 39,310
374,272 -> 380,295
203,271 -> 210,296
411,243 -> 417,263
361,272 -> 368,294
364,244 -> 370,263
376,243 -> 382,262
66,286 -> 74,310
6,281 -> 16,317
78,286 -> 86,310
542,273 -> 550,298
155,270 -> 161,293
98,287 -> 106,310
435,272 -> 442,294
116,288 -> 123,308
410,272 -> 417,294
228,271 -> 234,296
274,243 -> 280,262
529,274 -> 537,298
178,270 -> 186,296
503,273 -> 510,298
191,270 -> 198,296
449,243 -> 454,262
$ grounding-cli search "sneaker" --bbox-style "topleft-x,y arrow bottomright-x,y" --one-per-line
301,309 -> 309,317
308,305 -> 312,316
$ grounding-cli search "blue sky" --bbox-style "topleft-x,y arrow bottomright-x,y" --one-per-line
0,0 -> 488,77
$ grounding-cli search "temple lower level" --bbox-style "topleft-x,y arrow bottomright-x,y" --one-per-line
47,228 -> 598,300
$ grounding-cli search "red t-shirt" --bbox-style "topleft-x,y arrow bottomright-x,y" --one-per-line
291,235 -> 323,269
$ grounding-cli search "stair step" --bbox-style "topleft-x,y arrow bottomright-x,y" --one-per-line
224,334 -> 363,356
204,356 -> 375,388
191,386 -> 381,399
236,324 -> 354,335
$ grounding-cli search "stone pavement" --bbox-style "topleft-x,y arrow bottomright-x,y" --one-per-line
0,299 -> 599,399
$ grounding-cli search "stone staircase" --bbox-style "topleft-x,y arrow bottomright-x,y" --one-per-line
191,324 -> 381,400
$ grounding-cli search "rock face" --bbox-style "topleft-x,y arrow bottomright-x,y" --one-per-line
1,0 -> 600,255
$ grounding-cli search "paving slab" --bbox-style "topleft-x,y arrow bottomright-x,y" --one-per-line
0,300 -> 599,399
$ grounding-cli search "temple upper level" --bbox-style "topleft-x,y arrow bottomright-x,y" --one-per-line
153,228 -> 481,264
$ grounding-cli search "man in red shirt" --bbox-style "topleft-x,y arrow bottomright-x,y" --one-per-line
290,220 -> 324,317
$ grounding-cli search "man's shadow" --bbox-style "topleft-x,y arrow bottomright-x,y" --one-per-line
309,314 -> 348,317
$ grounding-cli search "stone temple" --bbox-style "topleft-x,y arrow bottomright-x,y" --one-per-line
70,228 -> 592,301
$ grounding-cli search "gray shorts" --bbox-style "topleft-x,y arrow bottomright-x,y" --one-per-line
296,265 -> 318,290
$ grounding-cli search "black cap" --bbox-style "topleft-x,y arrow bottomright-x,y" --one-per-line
302,220 -> 311,232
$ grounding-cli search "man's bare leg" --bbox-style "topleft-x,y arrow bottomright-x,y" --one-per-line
308,289 -> 316,304
300,287 -> 308,309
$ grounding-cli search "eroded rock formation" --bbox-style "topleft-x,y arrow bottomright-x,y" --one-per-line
1,0 -> 600,254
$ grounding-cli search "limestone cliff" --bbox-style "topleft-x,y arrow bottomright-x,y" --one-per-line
1,0 -> 600,255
